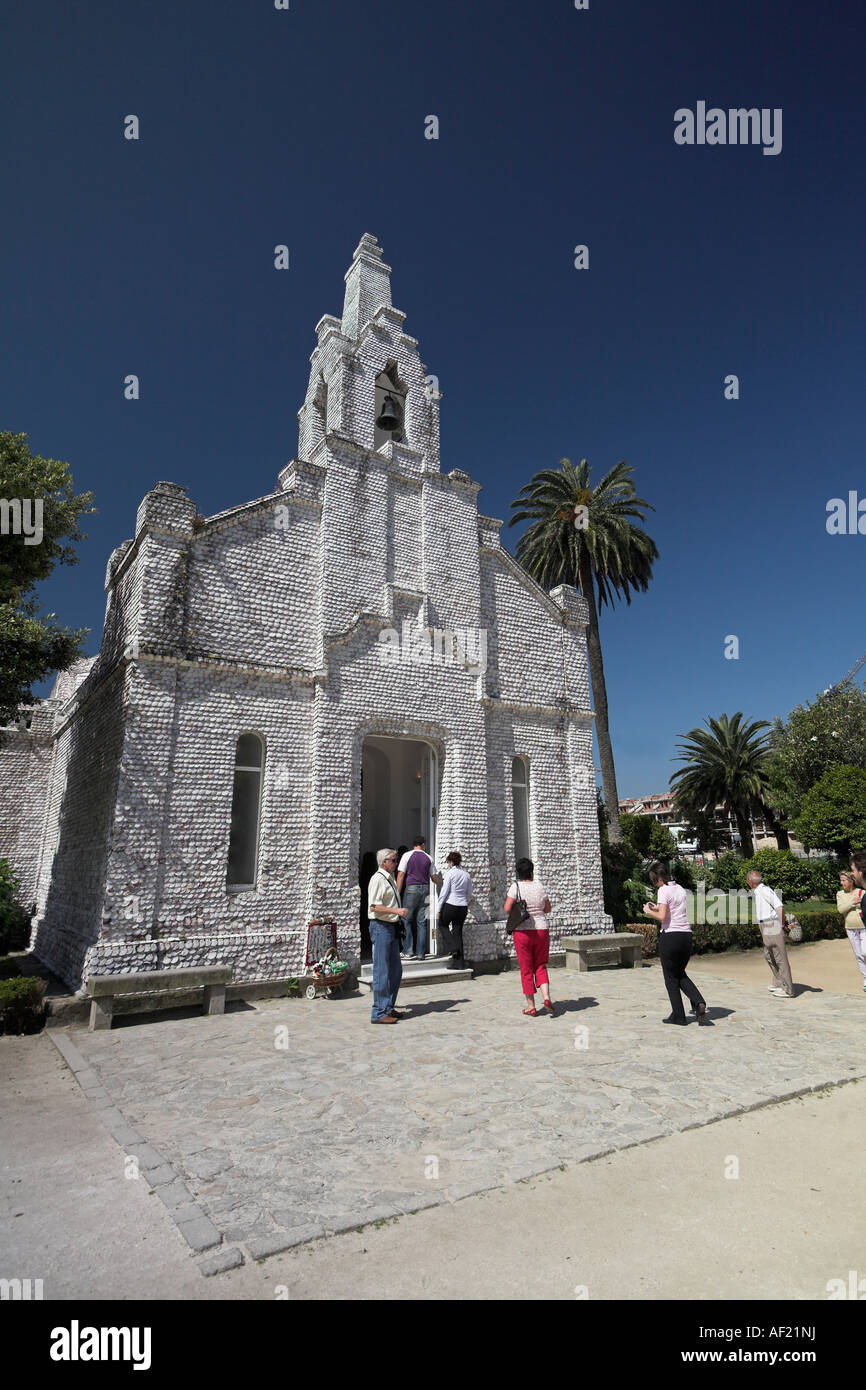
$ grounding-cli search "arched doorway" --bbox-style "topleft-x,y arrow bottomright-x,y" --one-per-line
359,735 -> 438,960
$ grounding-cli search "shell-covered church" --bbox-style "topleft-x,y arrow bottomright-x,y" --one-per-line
0,234 -> 611,988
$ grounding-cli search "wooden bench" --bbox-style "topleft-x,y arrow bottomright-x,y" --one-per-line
85,966 -> 233,1031
562,933 -> 643,973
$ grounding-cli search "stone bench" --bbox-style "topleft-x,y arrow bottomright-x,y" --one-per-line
562,933 -> 643,972
85,966 -> 233,1031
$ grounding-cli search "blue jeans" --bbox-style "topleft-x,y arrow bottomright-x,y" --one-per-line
369,920 -> 403,1020
402,884 -> 428,957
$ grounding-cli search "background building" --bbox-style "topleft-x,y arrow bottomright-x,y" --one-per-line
619,794 -> 774,850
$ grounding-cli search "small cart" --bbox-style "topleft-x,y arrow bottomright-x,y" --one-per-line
304,921 -> 349,1000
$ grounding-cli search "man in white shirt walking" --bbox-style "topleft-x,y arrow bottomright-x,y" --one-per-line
747,870 -> 794,998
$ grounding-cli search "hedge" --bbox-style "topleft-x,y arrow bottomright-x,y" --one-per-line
697,850 -> 846,901
0,976 -> 46,1035
618,910 -> 846,960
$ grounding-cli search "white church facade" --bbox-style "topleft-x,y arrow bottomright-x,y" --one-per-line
1,234 -> 611,989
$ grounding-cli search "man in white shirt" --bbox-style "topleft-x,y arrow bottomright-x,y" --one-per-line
367,849 -> 409,1024
747,870 -> 794,998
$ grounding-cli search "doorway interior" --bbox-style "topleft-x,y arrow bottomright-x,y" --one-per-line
359,736 -> 438,960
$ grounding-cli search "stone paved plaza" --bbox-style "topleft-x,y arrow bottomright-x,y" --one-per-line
51,961 -> 866,1268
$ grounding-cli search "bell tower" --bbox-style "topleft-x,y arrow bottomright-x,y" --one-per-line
295,233 -> 442,474
341,232 -> 392,339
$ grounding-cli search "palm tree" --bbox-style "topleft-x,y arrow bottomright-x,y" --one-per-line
509,458 -> 657,844
670,713 -> 786,859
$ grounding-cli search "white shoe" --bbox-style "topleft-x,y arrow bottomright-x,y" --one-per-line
767,985 -> 777,991
770,988 -> 792,997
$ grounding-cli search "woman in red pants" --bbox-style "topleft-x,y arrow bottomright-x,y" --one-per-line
504,857 -> 555,1016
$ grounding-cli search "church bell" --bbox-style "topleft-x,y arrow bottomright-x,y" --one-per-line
376,393 -> 401,432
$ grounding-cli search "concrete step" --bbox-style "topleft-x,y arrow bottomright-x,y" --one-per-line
358,956 -> 473,992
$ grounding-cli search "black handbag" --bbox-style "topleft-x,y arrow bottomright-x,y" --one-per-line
506,880 -> 531,935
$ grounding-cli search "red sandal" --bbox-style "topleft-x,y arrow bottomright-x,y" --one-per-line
542,999 -> 555,1014
522,1007 -> 537,1017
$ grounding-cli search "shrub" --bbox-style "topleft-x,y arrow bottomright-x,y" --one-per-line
807,856 -> 846,901
0,976 -> 46,1035
670,858 -> 698,891
691,920 -> 756,954
795,911 -> 846,942
0,859 -> 30,956
742,849 -> 815,901
622,878 -> 655,924
619,922 -> 658,957
618,908 -> 846,960
707,852 -> 745,891
601,841 -> 643,925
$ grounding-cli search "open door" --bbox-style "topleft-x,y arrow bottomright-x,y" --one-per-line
359,736 -> 437,959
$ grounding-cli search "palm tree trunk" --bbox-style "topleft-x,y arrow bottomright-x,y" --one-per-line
578,550 -> 622,844
733,805 -> 755,860
760,799 -> 790,851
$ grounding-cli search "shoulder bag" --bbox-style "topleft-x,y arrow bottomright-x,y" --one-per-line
506,879 -> 532,935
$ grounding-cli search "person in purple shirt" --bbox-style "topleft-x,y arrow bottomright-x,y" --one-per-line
643,860 -> 708,1026
396,836 -> 442,960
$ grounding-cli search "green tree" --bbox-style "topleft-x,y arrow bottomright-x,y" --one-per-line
648,820 -> 677,860
670,713 -> 776,860
509,458 -> 657,843
793,766 -> 866,857
766,685 -> 866,824
0,432 -> 94,727
620,812 -> 653,857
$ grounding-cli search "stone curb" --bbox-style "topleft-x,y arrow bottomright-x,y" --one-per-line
47,1029 -> 224,1275
198,1247 -> 245,1277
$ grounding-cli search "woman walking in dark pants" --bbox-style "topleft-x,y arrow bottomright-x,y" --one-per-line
436,851 -> 473,970
643,861 -> 707,1025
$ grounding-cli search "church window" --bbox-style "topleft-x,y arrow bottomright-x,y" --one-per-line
511,756 -> 531,863
226,733 -> 264,889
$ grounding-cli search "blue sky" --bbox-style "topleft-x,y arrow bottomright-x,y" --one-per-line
2,0 -> 864,798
